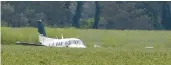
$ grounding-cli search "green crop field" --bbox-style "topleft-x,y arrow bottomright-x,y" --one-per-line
1,27 -> 171,65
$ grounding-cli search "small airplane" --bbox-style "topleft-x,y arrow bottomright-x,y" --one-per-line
16,20 -> 86,48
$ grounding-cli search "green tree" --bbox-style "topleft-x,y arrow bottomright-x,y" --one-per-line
161,2 -> 171,30
101,2 -> 152,30
135,2 -> 164,30
72,1 -> 83,28
1,2 -> 15,26
92,1 -> 101,29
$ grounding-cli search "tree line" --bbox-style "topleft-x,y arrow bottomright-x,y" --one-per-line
1,1 -> 171,30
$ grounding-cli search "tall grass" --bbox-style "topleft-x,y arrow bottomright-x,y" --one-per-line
2,27 -> 171,65
2,45 -> 171,65
1,27 -> 171,48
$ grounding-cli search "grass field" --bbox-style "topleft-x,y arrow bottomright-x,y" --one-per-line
1,27 -> 171,65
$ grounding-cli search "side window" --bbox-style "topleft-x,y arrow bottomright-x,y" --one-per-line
70,40 -> 73,44
68,40 -> 70,44
75,40 -> 77,44
68,41 -> 70,45
52,43 -> 54,46
65,41 -> 69,46
73,40 -> 75,44
76,40 -> 78,43
59,42 -> 62,46
74,40 -> 76,44
56,42 -> 62,46
56,42 -> 58,46
56,42 -> 59,46
65,41 -> 67,45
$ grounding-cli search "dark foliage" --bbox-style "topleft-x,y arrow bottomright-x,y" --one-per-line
1,1 -> 171,30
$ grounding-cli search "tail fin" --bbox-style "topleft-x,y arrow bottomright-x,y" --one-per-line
37,20 -> 46,36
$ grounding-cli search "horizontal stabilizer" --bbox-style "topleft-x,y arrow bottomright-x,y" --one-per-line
16,41 -> 44,46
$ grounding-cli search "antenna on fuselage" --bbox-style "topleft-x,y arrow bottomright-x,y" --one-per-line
60,28 -> 64,39
61,34 -> 64,39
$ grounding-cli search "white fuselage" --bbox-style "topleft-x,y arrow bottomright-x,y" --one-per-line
39,34 -> 86,48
